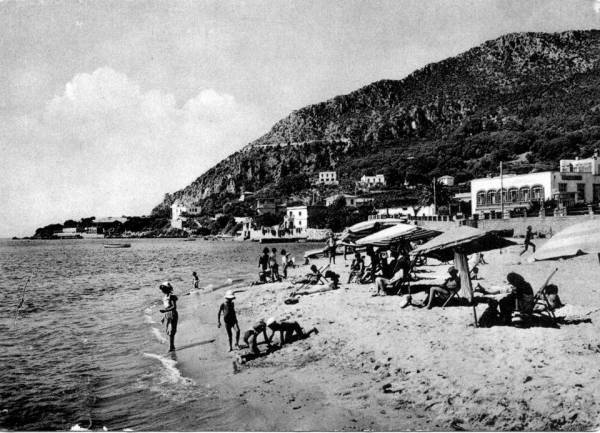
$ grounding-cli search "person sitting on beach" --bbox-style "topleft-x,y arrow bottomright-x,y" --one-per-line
217,290 -> 240,351
474,272 -> 534,324
347,251 -> 365,283
360,246 -> 381,283
374,267 -> 406,296
243,319 -> 271,354
421,266 -> 461,309
270,248 -> 281,282
324,269 -> 340,289
192,271 -> 199,289
542,284 -> 564,311
159,282 -> 178,352
266,317 -> 318,346
293,265 -> 325,285
258,247 -> 271,283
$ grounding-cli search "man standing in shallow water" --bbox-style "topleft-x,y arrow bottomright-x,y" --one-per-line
217,290 -> 240,351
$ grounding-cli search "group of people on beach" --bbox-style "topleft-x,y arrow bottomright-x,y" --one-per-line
217,289 -> 318,358
258,247 -> 294,283
156,224 -> 556,353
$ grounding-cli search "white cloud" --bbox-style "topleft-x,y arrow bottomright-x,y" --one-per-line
594,0 -> 600,14
1,67 -> 269,236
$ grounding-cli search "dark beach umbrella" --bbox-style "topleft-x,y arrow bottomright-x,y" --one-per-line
411,225 -> 516,326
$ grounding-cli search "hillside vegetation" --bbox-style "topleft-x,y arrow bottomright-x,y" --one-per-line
154,30 -> 600,215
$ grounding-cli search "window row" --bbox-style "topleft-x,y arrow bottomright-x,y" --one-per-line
476,185 -> 544,206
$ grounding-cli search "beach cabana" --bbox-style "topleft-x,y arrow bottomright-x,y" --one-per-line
534,220 -> 600,261
411,225 -> 516,326
340,218 -> 407,244
356,223 -> 441,247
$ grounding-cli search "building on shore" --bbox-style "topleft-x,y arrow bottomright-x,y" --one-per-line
372,204 -> 436,219
470,153 -> 600,218
255,196 -> 286,215
283,205 -> 325,235
171,201 -> 201,229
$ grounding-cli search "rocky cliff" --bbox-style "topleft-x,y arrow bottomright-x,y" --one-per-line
154,30 -> 600,214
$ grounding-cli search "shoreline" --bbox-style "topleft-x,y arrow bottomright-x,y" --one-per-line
168,240 -> 600,430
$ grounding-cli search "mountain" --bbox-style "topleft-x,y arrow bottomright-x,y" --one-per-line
153,30 -> 600,215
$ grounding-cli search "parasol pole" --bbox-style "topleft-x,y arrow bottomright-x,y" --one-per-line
453,249 -> 478,327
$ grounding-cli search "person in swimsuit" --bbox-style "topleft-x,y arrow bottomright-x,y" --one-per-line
422,266 -> 461,309
519,226 -> 536,256
217,290 -> 240,351
280,249 -> 290,279
270,248 -> 281,282
326,232 -> 337,265
242,319 -> 271,354
159,282 -> 178,352
258,247 -> 271,283
192,271 -> 199,289
347,251 -> 365,283
266,317 -> 318,346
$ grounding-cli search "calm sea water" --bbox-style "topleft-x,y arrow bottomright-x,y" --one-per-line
0,239 -> 311,431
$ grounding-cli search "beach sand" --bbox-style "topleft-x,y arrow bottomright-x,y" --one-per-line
172,240 -> 600,430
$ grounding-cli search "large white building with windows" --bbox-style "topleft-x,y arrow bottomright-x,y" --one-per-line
471,153 -> 600,218
317,171 -> 338,185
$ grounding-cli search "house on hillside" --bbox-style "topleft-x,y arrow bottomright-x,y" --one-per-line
325,193 -> 374,207
317,171 -> 339,185
171,201 -> 201,229
360,174 -> 386,188
438,175 -> 455,186
283,205 -> 325,234
255,197 -> 286,215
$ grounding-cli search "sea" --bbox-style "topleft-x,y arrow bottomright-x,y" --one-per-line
0,238 -> 312,431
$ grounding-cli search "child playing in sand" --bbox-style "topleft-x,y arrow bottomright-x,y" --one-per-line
217,290 -> 240,351
159,282 -> 178,352
266,317 -> 318,346
242,319 -> 271,354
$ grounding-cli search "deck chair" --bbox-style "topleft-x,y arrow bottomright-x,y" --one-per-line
513,269 -> 559,327
441,282 -> 462,308
390,256 -> 420,296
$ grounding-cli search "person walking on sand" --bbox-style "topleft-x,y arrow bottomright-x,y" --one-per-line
192,271 -> 199,289
326,232 -> 337,265
519,225 -> 536,256
270,248 -> 281,282
159,282 -> 178,352
218,290 -> 240,351
266,317 -> 318,346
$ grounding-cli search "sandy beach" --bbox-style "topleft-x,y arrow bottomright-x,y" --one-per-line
173,240 -> 600,431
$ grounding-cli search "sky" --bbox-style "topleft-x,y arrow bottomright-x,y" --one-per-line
1,0 -> 599,237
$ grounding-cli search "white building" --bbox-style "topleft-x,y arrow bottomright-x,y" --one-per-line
325,194 -> 375,207
438,175 -> 455,186
374,204 -> 436,218
470,163 -> 600,218
171,201 -> 201,229
559,152 -> 600,174
360,174 -> 386,188
284,205 -> 309,233
318,171 -> 338,185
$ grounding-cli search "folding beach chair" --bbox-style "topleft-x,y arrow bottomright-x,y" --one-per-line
514,269 -> 558,327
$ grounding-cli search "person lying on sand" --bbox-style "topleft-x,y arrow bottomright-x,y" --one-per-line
266,317 -> 318,346
159,282 -> 178,352
293,265 -> 325,285
217,290 -> 240,351
419,266 -> 461,309
243,319 -> 271,354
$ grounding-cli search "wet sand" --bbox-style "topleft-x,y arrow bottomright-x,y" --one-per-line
173,240 -> 600,430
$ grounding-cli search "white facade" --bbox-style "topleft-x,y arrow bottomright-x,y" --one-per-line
318,171 -> 338,185
438,175 -> 455,186
375,204 -> 436,218
470,169 -> 600,217
284,205 -> 308,230
560,153 -> 600,175
360,174 -> 386,187
171,201 -> 201,229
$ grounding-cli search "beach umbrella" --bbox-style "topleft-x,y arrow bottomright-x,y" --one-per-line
340,218 -> 407,243
411,225 -> 516,326
534,219 -> 600,261
356,223 -> 441,247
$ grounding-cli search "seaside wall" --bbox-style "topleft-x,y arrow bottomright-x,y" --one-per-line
414,214 -> 600,237
306,228 -> 330,241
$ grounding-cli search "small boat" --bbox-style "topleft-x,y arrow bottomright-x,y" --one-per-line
103,243 -> 131,248
183,238 -> 196,241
